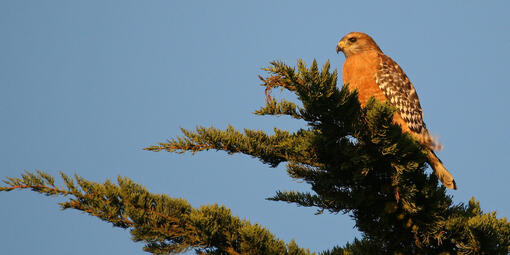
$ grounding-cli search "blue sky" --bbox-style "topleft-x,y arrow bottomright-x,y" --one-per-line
1,1 -> 509,254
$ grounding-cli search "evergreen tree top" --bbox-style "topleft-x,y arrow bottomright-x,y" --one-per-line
2,60 -> 509,254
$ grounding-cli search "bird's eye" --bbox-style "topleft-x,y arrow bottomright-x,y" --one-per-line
348,37 -> 357,43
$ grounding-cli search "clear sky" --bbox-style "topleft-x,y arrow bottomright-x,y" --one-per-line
1,1 -> 509,254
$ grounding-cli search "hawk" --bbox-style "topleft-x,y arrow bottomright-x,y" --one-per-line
336,32 -> 457,190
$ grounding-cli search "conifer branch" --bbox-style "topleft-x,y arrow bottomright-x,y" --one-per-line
145,125 -> 322,168
267,191 -> 337,215
253,98 -> 303,119
0,171 -> 314,255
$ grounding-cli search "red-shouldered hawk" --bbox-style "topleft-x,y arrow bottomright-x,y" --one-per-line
336,32 -> 457,190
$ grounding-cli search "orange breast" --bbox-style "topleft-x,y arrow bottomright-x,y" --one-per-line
342,51 -> 412,134
342,51 -> 387,106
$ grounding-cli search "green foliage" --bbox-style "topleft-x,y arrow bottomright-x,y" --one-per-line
319,239 -> 381,255
1,60 -> 509,254
1,171 -> 313,255
145,59 -> 510,254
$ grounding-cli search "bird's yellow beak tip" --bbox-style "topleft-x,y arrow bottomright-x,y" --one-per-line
336,41 -> 345,53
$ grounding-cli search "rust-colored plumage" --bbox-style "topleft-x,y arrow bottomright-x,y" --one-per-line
336,32 -> 457,189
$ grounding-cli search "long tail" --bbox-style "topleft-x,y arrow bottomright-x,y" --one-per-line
426,150 -> 457,190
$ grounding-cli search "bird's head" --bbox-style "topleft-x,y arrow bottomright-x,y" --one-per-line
336,32 -> 382,57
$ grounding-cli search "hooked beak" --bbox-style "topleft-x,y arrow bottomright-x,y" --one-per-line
336,41 -> 345,54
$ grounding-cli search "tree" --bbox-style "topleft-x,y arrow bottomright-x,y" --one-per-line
1,60 -> 509,254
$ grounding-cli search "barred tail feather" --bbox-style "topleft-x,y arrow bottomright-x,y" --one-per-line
427,150 -> 457,190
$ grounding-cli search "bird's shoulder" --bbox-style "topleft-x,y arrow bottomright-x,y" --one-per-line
375,52 -> 416,96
